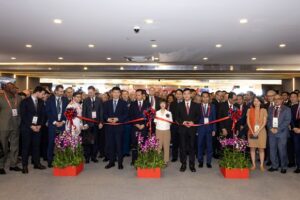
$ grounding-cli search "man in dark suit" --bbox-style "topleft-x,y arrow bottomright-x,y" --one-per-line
169,89 -> 183,162
218,92 -> 238,138
291,99 -> 300,173
235,94 -> 248,139
211,90 -> 223,158
129,89 -> 151,165
20,86 -> 47,173
82,86 -> 103,163
148,87 -> 160,111
45,85 -> 68,168
176,88 -> 200,172
197,92 -> 216,169
103,87 -> 128,169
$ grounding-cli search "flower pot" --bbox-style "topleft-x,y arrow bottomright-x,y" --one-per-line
137,167 -> 161,178
53,163 -> 84,176
220,167 -> 249,179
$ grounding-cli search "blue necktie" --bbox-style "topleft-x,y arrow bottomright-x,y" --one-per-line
113,100 -> 117,113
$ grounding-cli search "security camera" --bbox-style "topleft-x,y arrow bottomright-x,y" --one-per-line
133,26 -> 140,33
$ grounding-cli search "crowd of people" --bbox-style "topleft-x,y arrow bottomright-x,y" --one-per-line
1,82 -> 300,175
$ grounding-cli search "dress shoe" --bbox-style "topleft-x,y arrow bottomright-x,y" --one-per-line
281,169 -> 287,174
105,163 -> 115,169
180,164 -> 186,172
294,168 -> 300,173
34,164 -> 46,170
9,166 -> 22,172
103,158 -> 109,162
118,164 -> 124,170
0,168 -> 6,175
189,165 -> 196,172
48,163 -> 53,168
268,167 -> 278,172
171,158 -> 178,162
91,158 -> 99,163
198,162 -> 203,168
266,161 -> 272,166
206,163 -> 212,168
288,163 -> 296,168
22,166 -> 29,174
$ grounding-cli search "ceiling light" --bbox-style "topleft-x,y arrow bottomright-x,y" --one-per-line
154,57 -> 159,61
203,57 -> 208,61
251,57 -> 257,61
106,57 -> 111,60
145,19 -> 154,24
279,43 -> 286,48
25,44 -> 32,48
120,66 -> 124,70
239,18 -> 248,24
58,57 -> 64,60
230,65 -> 234,71
151,44 -> 158,48
11,57 -> 16,60
53,19 -> 63,24
215,44 -> 222,48
193,66 -> 198,70
88,44 -> 95,48
83,66 -> 88,70
48,67 -> 52,70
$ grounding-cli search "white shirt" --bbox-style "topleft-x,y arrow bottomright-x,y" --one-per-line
154,109 -> 173,131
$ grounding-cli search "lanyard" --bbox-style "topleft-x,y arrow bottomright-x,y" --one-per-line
202,104 -> 210,117
4,92 -> 17,109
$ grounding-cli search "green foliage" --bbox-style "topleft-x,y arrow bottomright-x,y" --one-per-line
134,149 -> 165,169
53,145 -> 84,168
219,148 -> 251,169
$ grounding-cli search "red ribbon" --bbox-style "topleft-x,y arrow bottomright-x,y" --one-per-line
78,116 -> 145,126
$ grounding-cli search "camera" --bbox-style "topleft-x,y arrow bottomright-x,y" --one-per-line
133,26 -> 140,33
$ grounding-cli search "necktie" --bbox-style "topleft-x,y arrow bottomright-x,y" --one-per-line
205,104 -> 207,115
151,96 -> 155,107
274,106 -> 279,117
91,98 -> 95,110
113,100 -> 117,113
186,102 -> 190,115
57,98 -> 61,114
138,101 -> 142,111
34,99 -> 38,112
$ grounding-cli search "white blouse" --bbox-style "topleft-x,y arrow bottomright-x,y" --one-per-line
154,109 -> 173,131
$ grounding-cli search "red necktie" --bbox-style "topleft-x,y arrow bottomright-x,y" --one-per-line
186,102 -> 190,115
138,101 -> 142,111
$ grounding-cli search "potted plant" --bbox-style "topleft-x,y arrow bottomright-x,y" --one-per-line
219,137 -> 250,179
134,134 -> 165,178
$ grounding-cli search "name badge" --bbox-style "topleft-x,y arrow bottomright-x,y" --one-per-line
58,114 -> 62,121
204,117 -> 209,124
254,124 -> 260,133
32,116 -> 38,125
12,109 -> 18,117
273,117 -> 278,128
92,111 -> 97,119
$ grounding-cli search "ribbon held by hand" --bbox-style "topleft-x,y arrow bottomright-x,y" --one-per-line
143,108 -> 156,136
228,108 -> 242,134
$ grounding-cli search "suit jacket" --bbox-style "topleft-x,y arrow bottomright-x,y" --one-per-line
20,96 -> 44,131
147,96 -> 160,111
197,103 -> 216,133
0,93 -> 21,131
235,103 -> 248,129
129,100 -> 150,132
290,104 -> 300,129
267,105 -> 291,138
82,96 -> 103,127
103,99 -> 129,129
218,101 -> 238,132
176,101 -> 200,132
169,100 -> 182,123
45,95 -> 68,126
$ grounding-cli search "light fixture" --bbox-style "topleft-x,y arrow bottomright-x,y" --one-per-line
83,66 -> 88,70
120,66 -> 124,70
251,57 -> 257,61
279,43 -> 286,48
48,67 -> 52,70
239,18 -> 248,24
53,19 -> 63,24
154,57 -> 159,61
25,44 -> 32,48
88,44 -> 95,48
230,65 -> 234,71
145,19 -> 154,24
203,57 -> 208,61
58,57 -> 64,60
151,44 -> 158,48
193,66 -> 198,70
106,57 -> 111,60
215,44 -> 222,48
11,57 -> 16,60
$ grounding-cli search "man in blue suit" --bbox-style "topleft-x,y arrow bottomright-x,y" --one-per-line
45,85 -> 68,168
267,94 -> 291,174
103,87 -> 128,170
197,92 -> 216,168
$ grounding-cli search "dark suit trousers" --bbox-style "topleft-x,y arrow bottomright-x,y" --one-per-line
84,126 -> 99,160
287,132 -> 295,165
22,129 -> 41,166
179,127 -> 196,165
197,129 -> 213,164
107,126 -> 123,165
171,124 -> 179,159
293,133 -> 300,168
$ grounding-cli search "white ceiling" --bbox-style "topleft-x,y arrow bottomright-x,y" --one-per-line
0,0 -> 300,65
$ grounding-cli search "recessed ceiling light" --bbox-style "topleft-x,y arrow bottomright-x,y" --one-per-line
230,65 -> 234,71
58,57 -> 64,60
11,57 -> 16,60
193,66 -> 198,70
251,57 -> 257,61
239,18 -> 248,24
48,67 -> 52,70
88,44 -> 95,48
83,66 -> 88,70
53,19 -> 63,24
106,57 -> 111,60
151,44 -> 158,48
145,19 -> 154,24
25,44 -> 32,48
279,43 -> 286,48
215,44 -> 222,48
120,66 -> 124,70
203,57 -> 208,61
